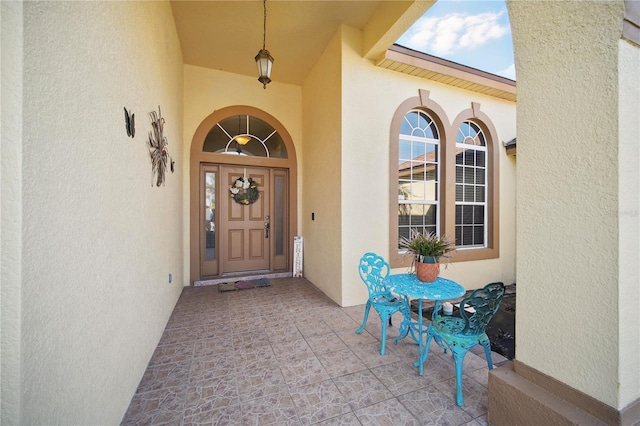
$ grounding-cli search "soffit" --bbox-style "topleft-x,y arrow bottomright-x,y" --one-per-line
170,0 -> 385,86
379,45 -> 517,102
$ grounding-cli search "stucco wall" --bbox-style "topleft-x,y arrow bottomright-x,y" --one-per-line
1,2 -> 24,423
300,28 -> 344,302
510,0 -> 630,408
19,2 -> 184,423
339,26 -> 517,306
617,38 -> 640,408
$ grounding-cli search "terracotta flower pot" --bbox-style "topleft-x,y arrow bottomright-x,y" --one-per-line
416,258 -> 440,282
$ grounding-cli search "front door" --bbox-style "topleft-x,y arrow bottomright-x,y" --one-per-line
199,164 -> 289,279
220,166 -> 270,273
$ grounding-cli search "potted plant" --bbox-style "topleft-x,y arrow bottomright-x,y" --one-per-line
399,229 -> 455,282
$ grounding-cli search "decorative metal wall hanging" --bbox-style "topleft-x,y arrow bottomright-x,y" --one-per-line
124,107 -> 135,138
148,105 -> 174,187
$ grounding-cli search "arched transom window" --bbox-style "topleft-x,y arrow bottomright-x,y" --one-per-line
398,110 -> 440,244
202,114 -> 287,158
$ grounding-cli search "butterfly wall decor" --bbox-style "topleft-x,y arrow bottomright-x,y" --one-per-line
124,107 -> 135,138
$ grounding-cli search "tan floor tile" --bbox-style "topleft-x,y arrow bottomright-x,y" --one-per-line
122,279 -> 490,424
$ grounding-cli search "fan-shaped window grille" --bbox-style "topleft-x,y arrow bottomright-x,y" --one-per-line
203,115 -> 287,158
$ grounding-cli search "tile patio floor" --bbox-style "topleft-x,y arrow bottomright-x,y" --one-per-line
121,277 -> 507,425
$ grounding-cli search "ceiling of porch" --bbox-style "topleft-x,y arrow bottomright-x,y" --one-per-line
170,0 -> 433,86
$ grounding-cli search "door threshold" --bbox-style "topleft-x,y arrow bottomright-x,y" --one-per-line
194,271 -> 292,287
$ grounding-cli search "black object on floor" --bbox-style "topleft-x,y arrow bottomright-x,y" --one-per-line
411,283 -> 516,360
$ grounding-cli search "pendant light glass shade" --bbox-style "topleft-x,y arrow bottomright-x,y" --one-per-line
255,49 -> 274,89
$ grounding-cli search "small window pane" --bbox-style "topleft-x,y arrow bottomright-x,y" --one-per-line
399,139 -> 411,161
457,122 -> 470,143
476,169 -> 485,185
398,226 -> 410,242
412,141 -> 427,159
425,165 -> 437,182
427,122 -> 438,139
455,226 -> 462,245
406,111 -> 419,129
474,226 -> 485,244
476,186 -> 485,202
474,206 -> 485,223
455,167 -> 463,183
455,185 -> 463,202
476,132 -> 486,146
464,168 -> 475,184
398,208 -> 411,226
462,226 -> 473,245
400,118 -> 414,135
477,151 -> 486,167
410,165 -> 425,181
425,143 -> 437,161
409,182 -> 422,201
464,185 -> 475,202
398,181 -> 410,201
464,151 -> 475,166
463,205 -> 473,223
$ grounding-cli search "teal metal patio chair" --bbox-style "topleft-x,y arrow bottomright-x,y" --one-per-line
355,252 -> 410,355
424,281 -> 505,406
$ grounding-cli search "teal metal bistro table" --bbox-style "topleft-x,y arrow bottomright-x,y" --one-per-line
384,274 -> 466,375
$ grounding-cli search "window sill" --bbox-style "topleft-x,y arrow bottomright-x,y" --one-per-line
389,246 -> 498,269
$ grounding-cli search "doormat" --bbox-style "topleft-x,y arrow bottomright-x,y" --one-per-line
218,277 -> 271,292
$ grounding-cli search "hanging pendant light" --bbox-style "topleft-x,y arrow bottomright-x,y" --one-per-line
255,0 -> 274,89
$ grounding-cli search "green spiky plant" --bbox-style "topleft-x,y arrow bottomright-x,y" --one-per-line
399,229 -> 455,264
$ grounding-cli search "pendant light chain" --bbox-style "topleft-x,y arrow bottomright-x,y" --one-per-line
262,0 -> 267,51
254,0 -> 274,89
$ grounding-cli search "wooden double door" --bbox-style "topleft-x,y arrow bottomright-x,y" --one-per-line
200,164 -> 288,278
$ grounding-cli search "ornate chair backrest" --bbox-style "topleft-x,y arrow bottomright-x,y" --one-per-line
458,282 -> 505,336
358,252 -> 391,298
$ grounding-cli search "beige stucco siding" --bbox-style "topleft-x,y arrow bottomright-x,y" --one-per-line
617,38 -> 640,408
339,25 -> 517,306
19,2 -> 183,423
511,0 -> 628,408
300,27 -> 344,303
1,2 -> 25,423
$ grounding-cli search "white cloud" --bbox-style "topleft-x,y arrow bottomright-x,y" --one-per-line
496,63 -> 516,80
401,12 -> 509,56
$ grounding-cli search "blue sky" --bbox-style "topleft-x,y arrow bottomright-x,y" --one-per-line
396,0 -> 515,80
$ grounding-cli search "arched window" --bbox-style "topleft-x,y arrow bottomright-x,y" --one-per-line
398,110 -> 440,244
202,114 -> 287,158
455,121 -> 488,248
390,94 -> 499,267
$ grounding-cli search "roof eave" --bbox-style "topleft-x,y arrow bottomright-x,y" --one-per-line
377,44 -> 517,102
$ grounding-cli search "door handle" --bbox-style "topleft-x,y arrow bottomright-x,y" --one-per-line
265,222 -> 270,239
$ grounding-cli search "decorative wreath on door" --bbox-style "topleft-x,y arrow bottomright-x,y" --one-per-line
229,177 -> 260,205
